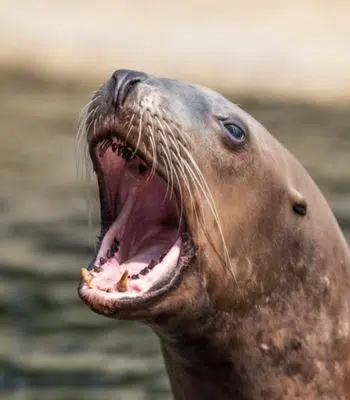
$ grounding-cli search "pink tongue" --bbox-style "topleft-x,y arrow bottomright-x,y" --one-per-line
92,143 -> 181,293
91,235 -> 183,294
93,227 -> 177,289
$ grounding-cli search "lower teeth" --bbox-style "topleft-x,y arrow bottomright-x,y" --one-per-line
83,230 -> 171,291
94,265 -> 103,273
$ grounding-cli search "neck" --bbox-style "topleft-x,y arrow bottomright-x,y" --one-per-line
152,293 -> 342,400
156,312 -> 248,400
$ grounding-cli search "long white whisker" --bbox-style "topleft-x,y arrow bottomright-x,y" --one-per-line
155,116 -> 175,199
133,111 -> 143,158
147,125 -> 158,182
170,160 -> 185,233
163,122 -> 192,199
75,96 -> 102,248
76,105 -> 99,180
125,113 -> 135,143
171,151 -> 195,212
180,146 -> 235,281
163,117 -> 204,241
160,139 -> 178,204
158,137 -> 174,201
159,153 -> 173,204
145,111 -> 158,180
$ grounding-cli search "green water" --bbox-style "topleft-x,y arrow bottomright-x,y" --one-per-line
1,69 -> 349,399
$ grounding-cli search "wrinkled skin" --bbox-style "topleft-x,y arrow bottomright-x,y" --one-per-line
79,70 -> 350,399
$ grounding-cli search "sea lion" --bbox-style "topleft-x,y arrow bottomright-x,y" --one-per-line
78,69 -> 350,399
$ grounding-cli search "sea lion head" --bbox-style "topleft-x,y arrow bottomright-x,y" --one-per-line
77,69 -> 336,325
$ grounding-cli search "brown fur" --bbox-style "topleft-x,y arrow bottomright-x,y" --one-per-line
79,70 -> 350,399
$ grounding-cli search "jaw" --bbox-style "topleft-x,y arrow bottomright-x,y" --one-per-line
78,134 -> 196,318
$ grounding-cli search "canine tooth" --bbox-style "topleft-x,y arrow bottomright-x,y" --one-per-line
116,270 -> 129,292
80,267 -> 93,288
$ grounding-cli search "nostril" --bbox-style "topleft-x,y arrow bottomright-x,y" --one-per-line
110,69 -> 148,108
117,77 -> 143,108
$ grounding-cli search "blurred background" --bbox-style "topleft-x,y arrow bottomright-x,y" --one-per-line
1,1 -> 349,399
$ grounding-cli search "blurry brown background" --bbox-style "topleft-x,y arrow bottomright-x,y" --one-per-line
1,1 -> 349,399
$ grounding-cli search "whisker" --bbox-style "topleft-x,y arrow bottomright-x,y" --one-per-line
170,150 -> 195,213
159,153 -> 172,204
76,90 -> 236,285
133,111 -> 143,158
125,113 -> 135,143
145,112 -> 158,181
179,146 -> 235,282
163,131 -> 193,209
158,135 -> 175,200
155,115 -> 175,199
170,159 -> 185,234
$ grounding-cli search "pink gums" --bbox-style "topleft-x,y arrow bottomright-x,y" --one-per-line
87,142 -> 183,295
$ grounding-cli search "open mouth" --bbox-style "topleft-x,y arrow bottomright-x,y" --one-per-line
79,134 -> 195,309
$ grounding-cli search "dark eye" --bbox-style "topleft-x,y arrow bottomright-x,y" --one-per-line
223,123 -> 246,144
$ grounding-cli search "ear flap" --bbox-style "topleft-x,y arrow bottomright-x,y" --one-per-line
290,188 -> 307,216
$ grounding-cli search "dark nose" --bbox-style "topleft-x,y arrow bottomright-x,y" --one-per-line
109,69 -> 148,108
